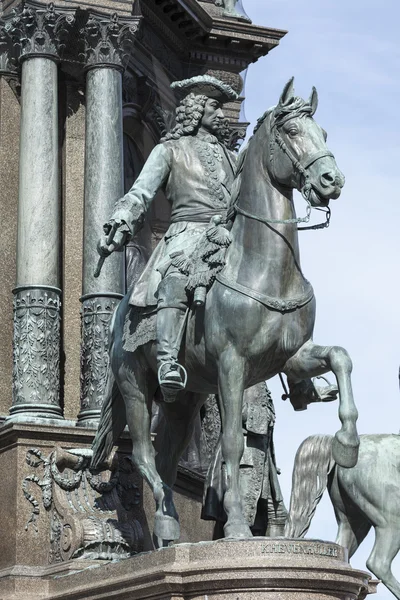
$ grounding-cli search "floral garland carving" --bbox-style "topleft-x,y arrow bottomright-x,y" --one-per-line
13,287 -> 61,406
22,447 -> 144,561
80,296 -> 119,411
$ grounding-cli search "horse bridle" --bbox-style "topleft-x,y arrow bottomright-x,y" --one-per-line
236,111 -> 333,231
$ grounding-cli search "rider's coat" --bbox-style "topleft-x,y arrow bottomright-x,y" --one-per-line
111,132 -> 237,307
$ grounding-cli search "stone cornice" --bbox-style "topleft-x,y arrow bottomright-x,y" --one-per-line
142,0 -> 287,70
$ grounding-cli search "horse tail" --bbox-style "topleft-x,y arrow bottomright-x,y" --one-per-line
90,367 -> 126,470
285,435 -> 335,538
90,300 -> 127,471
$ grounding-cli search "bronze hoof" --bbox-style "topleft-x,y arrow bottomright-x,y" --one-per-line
154,514 -> 180,542
332,435 -> 359,468
223,519 -> 252,539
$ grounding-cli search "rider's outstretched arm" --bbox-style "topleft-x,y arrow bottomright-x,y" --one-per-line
109,143 -> 172,240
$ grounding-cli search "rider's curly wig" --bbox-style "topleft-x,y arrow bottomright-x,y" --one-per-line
160,93 -> 210,142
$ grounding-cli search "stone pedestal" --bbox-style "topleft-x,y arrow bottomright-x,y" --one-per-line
0,537 -> 377,600
0,422 -> 215,599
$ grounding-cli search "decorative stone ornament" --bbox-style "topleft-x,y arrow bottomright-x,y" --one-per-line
22,447 -> 144,561
79,294 -> 122,425
81,12 -> 139,71
11,286 -> 62,420
7,3 -> 75,61
0,19 -> 17,74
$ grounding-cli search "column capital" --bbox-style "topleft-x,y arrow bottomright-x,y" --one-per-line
6,3 -> 75,63
81,13 -> 139,72
0,18 -> 18,74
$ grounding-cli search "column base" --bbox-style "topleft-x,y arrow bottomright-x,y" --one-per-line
75,408 -> 101,429
7,402 -> 64,425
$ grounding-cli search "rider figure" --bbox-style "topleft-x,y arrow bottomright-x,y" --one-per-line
99,76 -> 238,400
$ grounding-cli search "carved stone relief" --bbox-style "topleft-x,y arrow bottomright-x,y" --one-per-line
0,19 -> 17,73
6,3 -> 75,60
12,286 -> 62,415
81,12 -> 139,70
80,295 -> 120,418
23,447 -> 144,562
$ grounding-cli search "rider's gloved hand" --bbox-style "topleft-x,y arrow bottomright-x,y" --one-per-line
98,220 -> 130,256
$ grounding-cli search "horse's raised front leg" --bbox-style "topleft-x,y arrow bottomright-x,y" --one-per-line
283,340 -> 359,468
117,358 -> 180,547
218,349 -> 252,539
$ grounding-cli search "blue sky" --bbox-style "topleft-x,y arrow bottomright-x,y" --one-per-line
242,1 -> 400,597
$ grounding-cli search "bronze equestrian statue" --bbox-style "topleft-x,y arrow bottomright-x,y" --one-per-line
91,76 -> 359,546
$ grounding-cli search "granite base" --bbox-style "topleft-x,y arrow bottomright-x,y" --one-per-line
1,538 -> 378,600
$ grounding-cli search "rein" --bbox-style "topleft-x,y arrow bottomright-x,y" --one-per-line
235,202 -> 331,232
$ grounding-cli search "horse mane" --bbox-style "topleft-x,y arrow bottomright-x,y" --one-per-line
227,96 -> 312,221
227,140 -> 249,220
285,435 -> 335,538
255,96 -> 313,134
227,108 -> 273,220
253,106 -> 274,134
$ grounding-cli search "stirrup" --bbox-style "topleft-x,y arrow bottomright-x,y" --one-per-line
158,363 -> 188,392
313,376 -> 338,402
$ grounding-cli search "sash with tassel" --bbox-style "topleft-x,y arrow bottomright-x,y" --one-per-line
170,216 -> 232,307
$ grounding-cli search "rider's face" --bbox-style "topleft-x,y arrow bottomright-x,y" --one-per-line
200,98 -> 224,133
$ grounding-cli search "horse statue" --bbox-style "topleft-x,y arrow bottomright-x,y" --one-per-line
286,434 -> 400,599
91,78 -> 360,546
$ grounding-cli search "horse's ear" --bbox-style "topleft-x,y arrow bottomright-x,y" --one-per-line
278,77 -> 295,106
309,86 -> 318,116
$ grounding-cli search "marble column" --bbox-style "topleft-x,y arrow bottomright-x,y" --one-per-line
8,6 -> 74,422
78,14 -> 138,427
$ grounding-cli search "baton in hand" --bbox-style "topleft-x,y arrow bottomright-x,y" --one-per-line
94,222 -> 126,278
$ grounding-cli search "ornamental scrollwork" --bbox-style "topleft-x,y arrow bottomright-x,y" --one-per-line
6,3 -> 75,60
22,447 -> 144,561
13,287 -> 61,406
0,18 -> 17,73
81,13 -> 138,70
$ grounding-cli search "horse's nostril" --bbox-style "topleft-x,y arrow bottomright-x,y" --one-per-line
321,172 -> 335,185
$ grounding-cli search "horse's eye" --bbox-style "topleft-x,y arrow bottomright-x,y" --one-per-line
288,128 -> 298,137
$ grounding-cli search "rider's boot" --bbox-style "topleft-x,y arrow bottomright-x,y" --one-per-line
287,378 -> 338,411
157,306 -> 187,402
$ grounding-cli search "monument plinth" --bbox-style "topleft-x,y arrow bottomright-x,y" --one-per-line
6,538 -> 374,600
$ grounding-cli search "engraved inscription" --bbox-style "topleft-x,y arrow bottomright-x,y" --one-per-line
261,542 -> 338,558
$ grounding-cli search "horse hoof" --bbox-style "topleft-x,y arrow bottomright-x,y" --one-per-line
154,514 -> 180,542
152,534 -> 174,549
223,519 -> 252,539
332,434 -> 359,468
